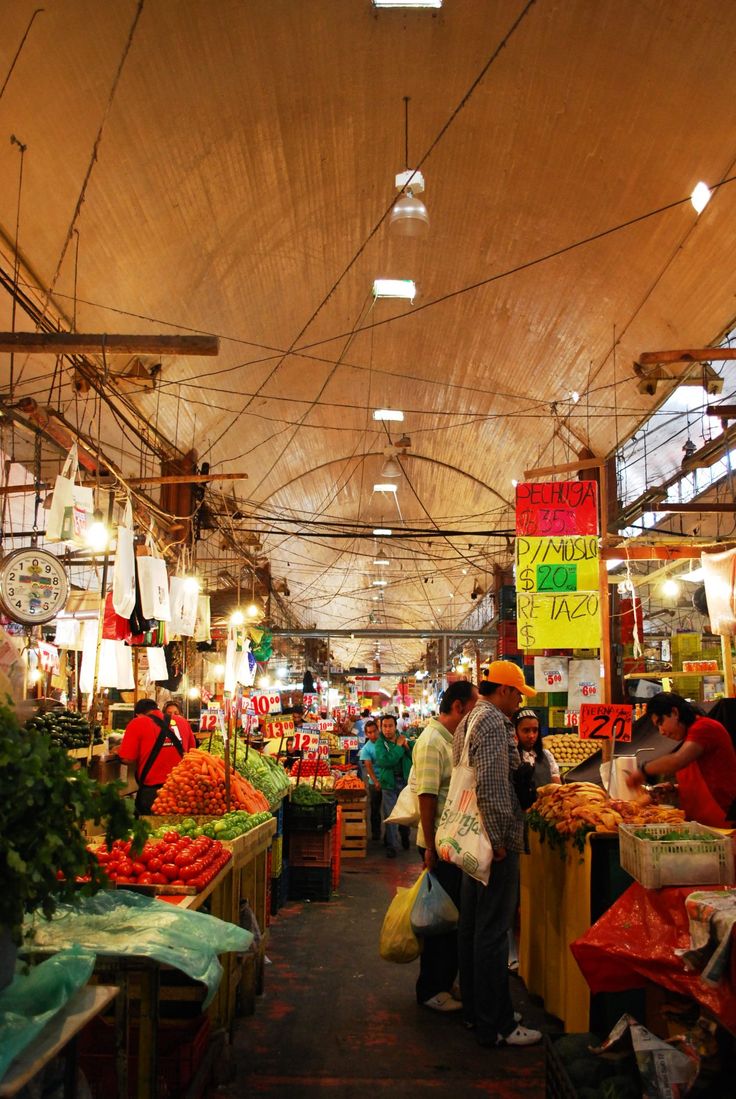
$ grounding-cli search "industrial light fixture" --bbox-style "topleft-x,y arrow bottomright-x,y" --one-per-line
86,509 -> 109,553
183,576 -> 200,594
230,609 -> 245,626
381,454 -> 402,479
258,675 -> 271,689
373,408 -> 405,422
691,181 -> 712,214
662,578 -> 681,599
374,546 -> 391,565
188,685 -> 200,700
214,663 -> 225,678
570,391 -> 580,403
470,579 -> 485,601
246,602 -> 261,619
372,278 -> 416,301
372,579 -> 388,587
373,527 -> 392,536
390,97 -> 429,236
374,1 -> 442,7
373,482 -> 398,493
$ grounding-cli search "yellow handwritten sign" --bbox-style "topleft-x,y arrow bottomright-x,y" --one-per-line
516,536 -> 599,594
516,591 -> 601,650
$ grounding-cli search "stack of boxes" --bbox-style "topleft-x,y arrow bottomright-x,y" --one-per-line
286,798 -> 337,902
496,584 -> 519,659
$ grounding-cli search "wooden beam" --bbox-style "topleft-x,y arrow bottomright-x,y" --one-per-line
656,503 -> 736,513
126,472 -> 248,485
707,405 -> 736,419
638,349 -> 736,365
523,457 -> 603,478
0,332 -> 219,356
601,545 -> 709,560
0,483 -> 48,495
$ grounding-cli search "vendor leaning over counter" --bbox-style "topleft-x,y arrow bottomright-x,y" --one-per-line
628,691 -> 736,826
119,698 -> 196,815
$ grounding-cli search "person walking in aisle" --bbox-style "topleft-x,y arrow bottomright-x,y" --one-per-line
374,713 -> 412,857
453,661 -> 543,1048
414,680 -> 479,1012
359,719 -> 383,842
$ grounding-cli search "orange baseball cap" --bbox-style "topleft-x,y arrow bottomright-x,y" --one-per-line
485,660 -> 536,697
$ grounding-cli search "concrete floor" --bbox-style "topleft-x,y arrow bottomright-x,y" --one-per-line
215,844 -> 559,1098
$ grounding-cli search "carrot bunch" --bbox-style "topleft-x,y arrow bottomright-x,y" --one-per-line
334,775 -> 365,790
151,748 -> 269,815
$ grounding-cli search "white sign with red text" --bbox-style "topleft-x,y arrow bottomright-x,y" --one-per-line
534,656 -> 569,693
567,659 -> 601,710
199,710 -> 224,732
249,691 -> 282,715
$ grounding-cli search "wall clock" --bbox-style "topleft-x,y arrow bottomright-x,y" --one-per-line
0,548 -> 70,625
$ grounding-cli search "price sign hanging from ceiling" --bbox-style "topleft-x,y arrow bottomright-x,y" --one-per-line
515,481 -> 599,537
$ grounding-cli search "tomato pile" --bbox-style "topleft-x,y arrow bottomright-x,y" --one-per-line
289,759 -> 331,778
90,833 -> 231,892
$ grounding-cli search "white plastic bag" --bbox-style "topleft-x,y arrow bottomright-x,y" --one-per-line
410,872 -> 460,937
97,641 -> 134,690
169,575 -> 198,636
146,646 -> 169,682
385,766 -> 420,825
194,594 -> 211,642
112,499 -> 136,618
435,724 -> 493,885
45,444 -> 94,545
137,536 -> 171,622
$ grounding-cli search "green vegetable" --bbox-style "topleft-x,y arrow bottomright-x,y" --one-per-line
291,783 -> 331,805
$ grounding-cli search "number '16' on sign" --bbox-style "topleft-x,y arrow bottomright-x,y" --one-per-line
579,703 -> 633,742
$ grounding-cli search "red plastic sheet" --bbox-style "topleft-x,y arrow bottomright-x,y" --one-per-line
570,883 -> 736,1033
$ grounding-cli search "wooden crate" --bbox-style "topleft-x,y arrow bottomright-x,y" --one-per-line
340,800 -> 367,859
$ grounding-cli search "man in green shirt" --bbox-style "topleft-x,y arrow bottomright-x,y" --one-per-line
413,680 -> 478,1010
373,714 -> 412,857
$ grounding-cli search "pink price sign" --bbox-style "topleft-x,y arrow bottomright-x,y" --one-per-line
263,717 -> 295,740
579,703 -> 632,742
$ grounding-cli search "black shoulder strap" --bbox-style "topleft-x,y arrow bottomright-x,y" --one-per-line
139,713 -> 182,786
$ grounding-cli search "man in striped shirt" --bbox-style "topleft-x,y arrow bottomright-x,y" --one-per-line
414,680 -> 479,1011
452,661 -> 542,1048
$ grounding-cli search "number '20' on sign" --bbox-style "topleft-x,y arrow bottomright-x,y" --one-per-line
579,703 -> 633,742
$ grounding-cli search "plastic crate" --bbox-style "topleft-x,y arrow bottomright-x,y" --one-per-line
79,1015 -> 210,1099
544,1035 -> 576,1099
286,797 -> 338,832
289,864 -> 332,902
618,822 -> 735,889
289,828 -> 333,866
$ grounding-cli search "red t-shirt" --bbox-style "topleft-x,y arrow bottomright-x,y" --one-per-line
685,716 -> 736,814
119,710 -> 196,786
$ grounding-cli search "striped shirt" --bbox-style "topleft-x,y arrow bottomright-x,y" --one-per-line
453,698 -> 524,853
412,717 -> 454,849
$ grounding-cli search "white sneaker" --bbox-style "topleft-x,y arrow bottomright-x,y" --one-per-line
423,992 -> 463,1013
497,1025 -> 542,1046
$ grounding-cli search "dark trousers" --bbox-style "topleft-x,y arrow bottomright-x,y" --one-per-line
458,852 -> 519,1044
134,783 -> 162,817
369,785 -> 382,840
416,850 -> 462,1003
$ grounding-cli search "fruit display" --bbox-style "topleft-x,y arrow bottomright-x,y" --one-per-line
209,740 -> 290,806
333,775 -> 365,791
528,782 -> 685,853
543,734 -> 600,773
290,758 -> 331,778
149,810 -> 273,842
24,709 -> 102,750
90,834 -> 231,892
151,748 -> 270,815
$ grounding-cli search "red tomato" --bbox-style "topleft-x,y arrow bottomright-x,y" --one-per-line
137,872 -> 154,885
150,873 -> 167,885
95,850 -> 110,865
179,865 -> 196,881
174,851 -> 191,869
170,879 -> 185,886
161,863 -> 179,880
118,857 -> 134,877
191,876 -> 206,892
131,861 -> 146,877
147,857 -> 162,873
163,831 -> 179,843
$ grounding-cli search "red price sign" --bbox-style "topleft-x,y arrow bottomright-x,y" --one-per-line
250,691 -> 282,715
515,480 -> 599,537
682,659 -> 719,674
263,717 -> 295,740
579,703 -> 632,742
545,672 -> 563,686
341,736 -> 359,750
199,711 -> 222,732
293,731 -> 319,751
316,719 -> 334,733
347,703 -> 358,718
302,693 -> 317,710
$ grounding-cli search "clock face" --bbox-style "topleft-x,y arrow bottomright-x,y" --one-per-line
0,549 -> 70,625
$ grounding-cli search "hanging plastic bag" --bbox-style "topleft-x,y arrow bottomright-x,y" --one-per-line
97,640 -> 134,690
146,646 -> 169,682
45,443 -> 94,545
112,498 -> 136,617
169,575 -> 198,636
379,870 -> 426,963
410,871 -> 460,937
137,534 -> 171,622
102,592 -> 131,642
385,765 -> 420,825
435,724 -> 493,885
194,593 -> 211,642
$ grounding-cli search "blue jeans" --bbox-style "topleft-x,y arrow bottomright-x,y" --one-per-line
381,786 -> 410,850
458,852 -> 520,1044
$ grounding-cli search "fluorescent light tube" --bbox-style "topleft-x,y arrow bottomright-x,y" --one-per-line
373,483 -> 398,493
372,579 -> 388,587
372,278 -> 416,301
374,0 -> 442,7
373,528 -> 392,536
373,409 -> 404,422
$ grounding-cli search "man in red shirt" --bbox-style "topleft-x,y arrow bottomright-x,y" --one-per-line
119,698 -> 196,815
163,699 -> 196,745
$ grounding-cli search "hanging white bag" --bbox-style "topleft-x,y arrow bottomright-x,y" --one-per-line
112,499 -> 136,618
435,723 -> 493,885
194,594 -> 211,642
137,534 -> 171,621
45,443 -> 94,545
146,646 -> 169,682
169,575 -> 198,636
385,766 -> 420,826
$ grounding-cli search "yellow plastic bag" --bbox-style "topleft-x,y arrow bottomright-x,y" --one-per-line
379,870 -> 427,963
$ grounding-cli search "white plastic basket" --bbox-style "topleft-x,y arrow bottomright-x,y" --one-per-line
618,822 -> 735,889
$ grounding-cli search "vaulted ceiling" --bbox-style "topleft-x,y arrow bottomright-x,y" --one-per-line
2,0 -> 736,671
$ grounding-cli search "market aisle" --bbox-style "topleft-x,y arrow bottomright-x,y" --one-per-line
215,847 -> 557,1098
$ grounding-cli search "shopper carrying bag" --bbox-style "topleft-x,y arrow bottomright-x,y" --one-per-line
435,722 -> 493,885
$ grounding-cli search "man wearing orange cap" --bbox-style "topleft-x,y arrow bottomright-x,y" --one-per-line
452,660 -> 543,1049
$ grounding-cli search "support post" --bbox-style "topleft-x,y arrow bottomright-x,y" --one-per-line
721,636 -> 734,698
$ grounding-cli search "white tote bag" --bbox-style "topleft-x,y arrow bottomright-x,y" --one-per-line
169,575 -> 198,636
385,766 -> 420,825
112,499 -> 136,618
137,536 -> 171,621
146,646 -> 169,682
45,443 -> 94,545
194,594 -> 211,642
435,725 -> 493,885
